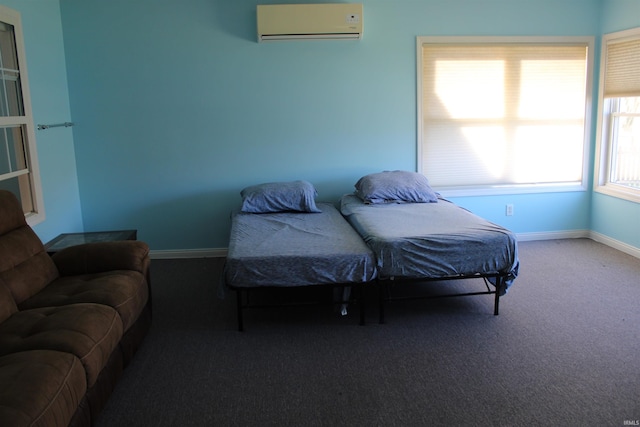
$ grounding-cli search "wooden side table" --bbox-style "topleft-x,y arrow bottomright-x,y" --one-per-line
44,230 -> 137,255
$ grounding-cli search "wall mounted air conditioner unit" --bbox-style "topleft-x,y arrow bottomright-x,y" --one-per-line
257,3 -> 363,42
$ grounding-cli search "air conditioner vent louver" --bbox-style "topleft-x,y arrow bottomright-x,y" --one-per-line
257,4 -> 363,42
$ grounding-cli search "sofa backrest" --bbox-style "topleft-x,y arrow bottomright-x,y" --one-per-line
0,190 -> 59,304
0,279 -> 17,323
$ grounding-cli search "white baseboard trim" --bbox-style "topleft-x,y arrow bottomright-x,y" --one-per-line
515,230 -> 590,241
150,248 -> 228,259
148,230 -> 639,260
516,229 -> 640,259
588,231 -> 640,259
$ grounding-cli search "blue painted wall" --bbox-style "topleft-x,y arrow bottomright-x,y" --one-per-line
56,0 -> 603,250
1,0 -> 83,243
6,0 -> 637,252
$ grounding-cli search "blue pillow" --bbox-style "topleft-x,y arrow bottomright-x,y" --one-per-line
240,180 -> 322,213
355,171 -> 438,204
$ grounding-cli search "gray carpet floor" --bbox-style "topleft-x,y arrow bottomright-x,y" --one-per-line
96,238 -> 640,426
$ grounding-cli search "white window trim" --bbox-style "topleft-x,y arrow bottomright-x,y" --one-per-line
416,36 -> 594,198
0,5 -> 45,225
594,27 -> 640,204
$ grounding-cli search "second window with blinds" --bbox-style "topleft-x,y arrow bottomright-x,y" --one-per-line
594,27 -> 640,203
417,36 -> 594,197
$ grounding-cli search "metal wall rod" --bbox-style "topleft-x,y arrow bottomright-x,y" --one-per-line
37,122 -> 74,130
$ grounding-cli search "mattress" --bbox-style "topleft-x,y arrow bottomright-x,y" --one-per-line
224,202 -> 377,289
340,194 -> 519,291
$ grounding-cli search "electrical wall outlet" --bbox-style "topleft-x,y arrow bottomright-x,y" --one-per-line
506,204 -> 514,216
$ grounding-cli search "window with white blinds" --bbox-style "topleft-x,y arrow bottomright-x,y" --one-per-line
417,37 -> 593,196
603,37 -> 640,98
595,27 -> 640,203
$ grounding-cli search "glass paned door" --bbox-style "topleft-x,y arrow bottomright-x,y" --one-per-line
0,22 -> 24,117
0,12 -> 39,216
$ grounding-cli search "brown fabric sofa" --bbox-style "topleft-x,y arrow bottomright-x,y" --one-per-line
0,190 -> 152,426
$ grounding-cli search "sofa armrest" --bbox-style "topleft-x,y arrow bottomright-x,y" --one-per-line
51,241 -> 150,276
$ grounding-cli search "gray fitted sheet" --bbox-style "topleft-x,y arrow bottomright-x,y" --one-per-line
224,203 -> 377,289
340,194 -> 519,291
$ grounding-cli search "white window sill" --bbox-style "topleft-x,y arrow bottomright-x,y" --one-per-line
26,211 -> 46,227
594,184 -> 640,204
434,182 -> 587,198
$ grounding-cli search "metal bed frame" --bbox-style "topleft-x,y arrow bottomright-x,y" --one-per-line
377,273 -> 508,324
232,283 -> 366,332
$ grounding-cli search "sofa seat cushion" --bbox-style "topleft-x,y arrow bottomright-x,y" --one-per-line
0,350 -> 86,427
19,270 -> 149,332
0,303 -> 123,386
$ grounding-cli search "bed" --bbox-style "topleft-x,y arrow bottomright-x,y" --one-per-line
223,180 -> 377,331
339,171 -> 519,322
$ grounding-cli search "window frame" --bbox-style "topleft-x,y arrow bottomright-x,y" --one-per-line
594,27 -> 640,204
416,36 -> 594,198
0,5 -> 45,225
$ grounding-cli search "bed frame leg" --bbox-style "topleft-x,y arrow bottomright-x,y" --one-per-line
493,277 -> 503,316
236,290 -> 245,332
359,283 -> 365,326
378,281 -> 386,324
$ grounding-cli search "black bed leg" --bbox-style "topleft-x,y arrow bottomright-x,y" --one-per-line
493,277 -> 502,316
379,281 -> 385,324
236,290 -> 245,332
359,283 -> 365,326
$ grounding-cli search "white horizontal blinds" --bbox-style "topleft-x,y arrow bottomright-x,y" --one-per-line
604,37 -> 640,98
421,43 -> 588,188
